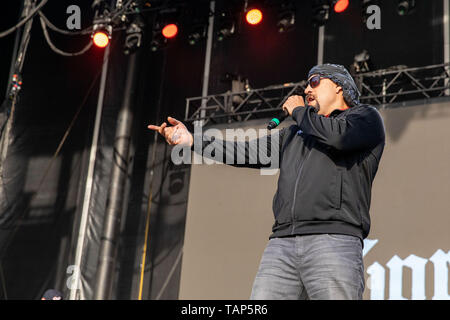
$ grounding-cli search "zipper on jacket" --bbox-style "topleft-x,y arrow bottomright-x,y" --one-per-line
290,147 -> 313,234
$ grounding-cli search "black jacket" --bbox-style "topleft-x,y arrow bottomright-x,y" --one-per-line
193,103 -> 385,241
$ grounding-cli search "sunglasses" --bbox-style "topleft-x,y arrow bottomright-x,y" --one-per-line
307,75 -> 325,88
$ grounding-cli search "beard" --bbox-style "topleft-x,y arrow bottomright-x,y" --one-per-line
311,101 -> 321,113
306,94 -> 320,113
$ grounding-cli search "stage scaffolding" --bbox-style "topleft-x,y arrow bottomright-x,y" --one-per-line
184,63 -> 450,125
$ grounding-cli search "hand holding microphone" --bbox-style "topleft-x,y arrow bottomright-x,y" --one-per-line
267,95 -> 306,129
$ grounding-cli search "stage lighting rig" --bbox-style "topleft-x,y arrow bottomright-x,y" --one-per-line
187,24 -> 207,45
221,73 -> 251,106
90,0 -> 118,49
150,29 -> 166,52
216,12 -> 236,41
397,0 -> 416,16
9,74 -> 23,99
181,4 -> 210,46
91,22 -> 112,48
245,9 -> 263,26
92,0 -> 108,12
276,1 -> 296,33
351,49 -> 371,73
123,17 -> 144,55
162,23 -> 178,38
149,7 -> 180,51
311,0 -> 330,27
243,0 -> 263,26
333,0 -> 349,13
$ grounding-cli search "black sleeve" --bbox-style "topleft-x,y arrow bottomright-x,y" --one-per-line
292,105 -> 385,151
191,127 -> 287,169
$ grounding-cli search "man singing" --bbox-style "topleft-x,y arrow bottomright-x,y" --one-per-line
148,63 -> 385,300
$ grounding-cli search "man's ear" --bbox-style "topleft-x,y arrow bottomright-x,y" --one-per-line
336,86 -> 343,94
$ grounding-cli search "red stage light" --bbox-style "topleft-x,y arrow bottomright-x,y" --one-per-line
246,8 -> 263,25
92,31 -> 110,48
334,0 -> 349,13
162,24 -> 178,38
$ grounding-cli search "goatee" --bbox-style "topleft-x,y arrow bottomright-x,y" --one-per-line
312,102 -> 320,113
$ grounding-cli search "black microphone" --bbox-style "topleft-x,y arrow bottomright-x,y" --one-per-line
267,109 -> 289,130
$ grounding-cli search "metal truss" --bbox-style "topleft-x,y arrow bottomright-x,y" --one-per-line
355,63 -> 450,105
184,63 -> 450,125
184,81 -> 308,126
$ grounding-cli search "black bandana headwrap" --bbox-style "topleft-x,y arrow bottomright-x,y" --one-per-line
308,63 -> 361,107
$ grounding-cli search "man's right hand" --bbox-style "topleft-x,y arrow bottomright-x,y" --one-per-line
282,95 -> 305,116
148,116 -> 193,147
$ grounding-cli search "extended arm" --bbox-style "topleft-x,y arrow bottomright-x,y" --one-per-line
192,128 -> 285,169
148,117 -> 285,169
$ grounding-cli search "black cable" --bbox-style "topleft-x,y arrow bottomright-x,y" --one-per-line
0,0 -> 48,38
110,0 -> 134,21
37,1 -> 136,57
4,0 -> 139,57
37,10 -> 92,35
39,16 -> 93,57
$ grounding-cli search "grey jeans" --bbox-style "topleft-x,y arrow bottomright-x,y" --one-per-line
250,234 -> 364,300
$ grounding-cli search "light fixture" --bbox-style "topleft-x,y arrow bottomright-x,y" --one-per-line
216,12 -> 235,41
162,23 -> 178,38
149,7 -> 180,51
150,31 -> 167,52
91,24 -> 112,48
123,19 -> 144,55
187,24 -> 207,45
333,0 -> 349,13
397,0 -> 416,16
311,0 -> 330,27
277,1 -> 296,33
352,49 -> 371,73
245,8 -> 263,25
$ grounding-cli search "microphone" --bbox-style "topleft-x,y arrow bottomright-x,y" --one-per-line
267,109 -> 289,130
